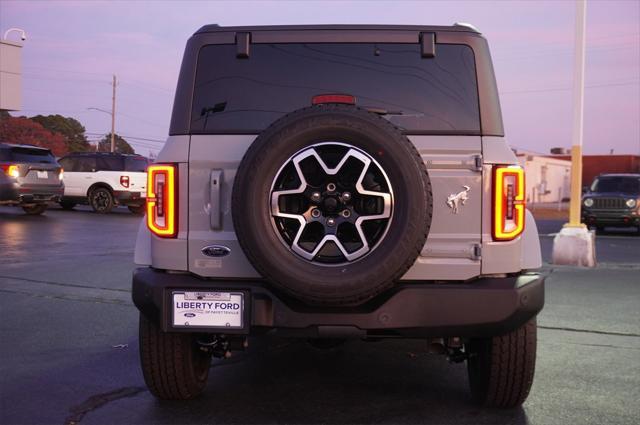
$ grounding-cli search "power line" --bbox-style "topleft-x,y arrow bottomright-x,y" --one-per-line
86,132 -> 165,143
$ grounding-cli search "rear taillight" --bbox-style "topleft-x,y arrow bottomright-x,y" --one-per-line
1,164 -> 19,178
120,175 -> 130,188
493,165 -> 525,241
59,168 -> 64,181
147,164 -> 177,238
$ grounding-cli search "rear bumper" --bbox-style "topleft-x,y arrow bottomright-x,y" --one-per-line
3,183 -> 64,204
113,190 -> 144,206
132,268 -> 545,338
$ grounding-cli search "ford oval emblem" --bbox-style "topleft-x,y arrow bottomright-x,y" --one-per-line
184,313 -> 196,318
201,245 -> 231,257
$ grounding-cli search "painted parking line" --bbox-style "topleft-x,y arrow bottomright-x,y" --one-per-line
540,233 -> 639,239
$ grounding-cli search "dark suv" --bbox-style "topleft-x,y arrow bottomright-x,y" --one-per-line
582,173 -> 640,233
0,143 -> 64,215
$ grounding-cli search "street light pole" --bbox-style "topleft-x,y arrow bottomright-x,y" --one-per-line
567,0 -> 587,228
551,0 -> 595,267
111,75 -> 116,153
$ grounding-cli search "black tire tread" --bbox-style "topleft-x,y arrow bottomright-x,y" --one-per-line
468,319 -> 537,408
139,314 -> 209,400
89,187 -> 114,214
21,204 -> 47,215
59,200 -> 76,210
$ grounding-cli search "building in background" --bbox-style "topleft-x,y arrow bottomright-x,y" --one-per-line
516,151 -> 571,204
0,38 -> 23,111
549,153 -> 640,187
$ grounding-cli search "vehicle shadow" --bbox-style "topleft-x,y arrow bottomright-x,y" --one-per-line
101,336 -> 530,425
3,331 -> 531,425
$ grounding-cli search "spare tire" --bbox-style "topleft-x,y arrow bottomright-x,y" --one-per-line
233,104 -> 432,305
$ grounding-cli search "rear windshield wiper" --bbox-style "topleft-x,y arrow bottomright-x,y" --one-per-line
365,107 -> 405,116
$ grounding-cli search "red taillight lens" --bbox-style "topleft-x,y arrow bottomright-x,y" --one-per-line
1,164 -> 20,178
120,175 -> 130,188
147,164 -> 177,238
493,165 -> 525,241
312,94 -> 356,105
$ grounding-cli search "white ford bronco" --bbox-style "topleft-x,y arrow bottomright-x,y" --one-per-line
58,152 -> 148,214
132,24 -> 544,407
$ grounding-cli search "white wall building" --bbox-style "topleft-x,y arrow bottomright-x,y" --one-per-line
0,39 -> 23,111
516,152 -> 571,204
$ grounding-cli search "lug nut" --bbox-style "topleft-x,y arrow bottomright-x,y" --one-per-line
311,208 -> 321,218
327,217 -> 336,227
327,183 -> 336,192
341,209 -> 351,218
342,192 -> 352,202
311,191 -> 321,202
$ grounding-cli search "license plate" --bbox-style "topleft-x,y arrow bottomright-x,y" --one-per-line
172,291 -> 244,328
37,171 -> 48,179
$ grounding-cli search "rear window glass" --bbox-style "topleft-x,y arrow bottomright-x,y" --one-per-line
125,157 -> 148,172
591,176 -> 640,194
191,43 -> 480,134
7,147 -> 56,163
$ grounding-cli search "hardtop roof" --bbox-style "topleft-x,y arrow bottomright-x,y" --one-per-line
195,24 -> 480,35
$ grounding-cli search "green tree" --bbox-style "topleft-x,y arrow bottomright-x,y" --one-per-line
98,133 -> 135,154
31,114 -> 91,153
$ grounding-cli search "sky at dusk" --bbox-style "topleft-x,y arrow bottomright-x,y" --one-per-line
1,0 -> 639,157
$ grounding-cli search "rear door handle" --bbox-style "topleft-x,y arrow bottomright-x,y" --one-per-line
210,170 -> 223,229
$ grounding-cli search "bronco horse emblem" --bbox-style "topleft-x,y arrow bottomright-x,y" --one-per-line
446,185 -> 471,214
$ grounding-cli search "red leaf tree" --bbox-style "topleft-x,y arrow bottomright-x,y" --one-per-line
0,116 -> 68,156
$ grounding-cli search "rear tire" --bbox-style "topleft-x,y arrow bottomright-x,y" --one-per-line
59,200 -> 76,210
89,187 -> 114,214
139,314 -> 211,400
467,319 -> 537,408
128,205 -> 145,215
22,204 -> 47,215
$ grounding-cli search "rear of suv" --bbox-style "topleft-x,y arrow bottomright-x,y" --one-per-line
132,24 -> 545,407
0,143 -> 64,215
57,152 -> 148,214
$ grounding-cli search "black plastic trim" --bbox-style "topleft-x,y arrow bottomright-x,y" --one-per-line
420,32 -> 435,58
132,268 -> 544,337
236,32 -> 250,58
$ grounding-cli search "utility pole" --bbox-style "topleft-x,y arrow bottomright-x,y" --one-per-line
111,74 -> 116,153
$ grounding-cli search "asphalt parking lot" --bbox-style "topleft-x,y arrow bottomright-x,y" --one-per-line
1,205 -> 639,425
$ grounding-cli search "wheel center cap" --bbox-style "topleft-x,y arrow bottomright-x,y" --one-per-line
323,196 -> 339,213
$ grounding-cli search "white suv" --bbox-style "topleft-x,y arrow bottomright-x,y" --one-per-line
57,152 -> 148,214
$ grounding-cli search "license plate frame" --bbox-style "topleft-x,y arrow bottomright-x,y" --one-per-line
171,291 -> 245,330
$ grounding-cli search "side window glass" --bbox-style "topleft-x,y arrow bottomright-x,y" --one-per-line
97,156 -> 124,171
77,157 -> 96,172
